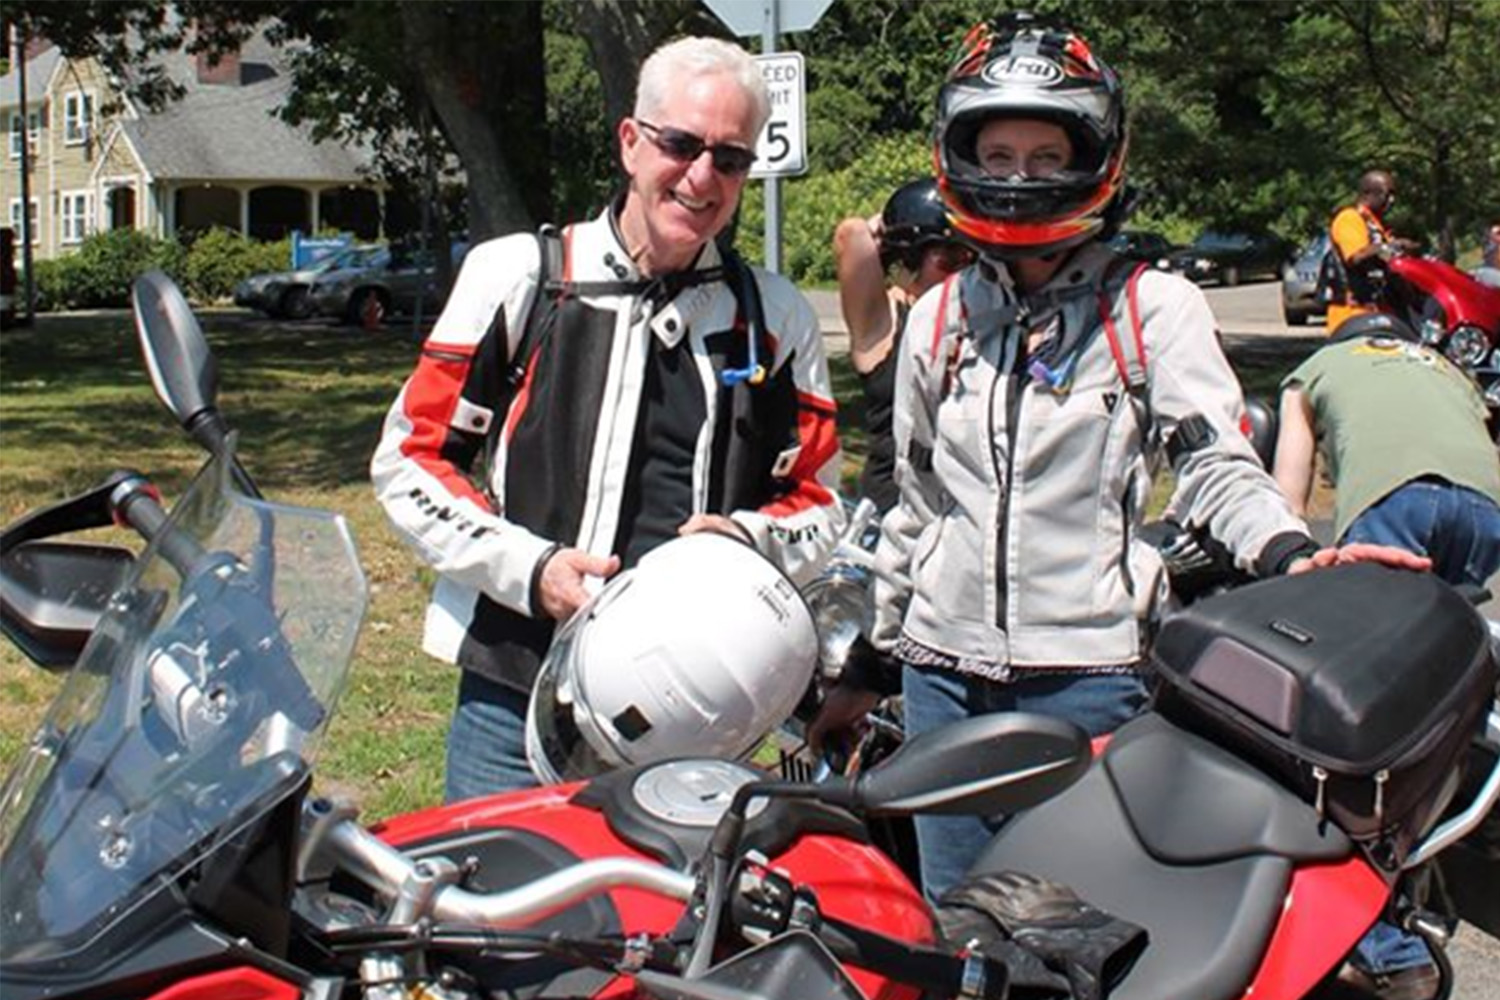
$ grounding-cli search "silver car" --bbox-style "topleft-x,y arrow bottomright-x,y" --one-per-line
308,241 -> 467,328
233,244 -> 386,320
1281,233 -> 1329,327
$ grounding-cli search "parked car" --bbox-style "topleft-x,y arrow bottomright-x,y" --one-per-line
1165,230 -> 1293,287
1107,229 -> 1175,267
233,243 -> 386,320
1281,233 -> 1329,326
308,239 -> 469,328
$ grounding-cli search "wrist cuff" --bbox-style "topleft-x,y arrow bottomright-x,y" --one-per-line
1256,532 -> 1320,577
529,542 -> 565,617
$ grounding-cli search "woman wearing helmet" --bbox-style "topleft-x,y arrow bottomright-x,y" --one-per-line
835,180 -> 975,513
812,13 -> 1427,901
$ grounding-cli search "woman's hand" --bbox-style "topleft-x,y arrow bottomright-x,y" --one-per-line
1286,543 -> 1432,575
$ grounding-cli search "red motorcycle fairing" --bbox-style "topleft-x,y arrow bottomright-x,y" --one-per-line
372,782 -> 934,1000
145,966 -> 300,1000
1388,254 -> 1500,335
1236,855 -> 1390,1000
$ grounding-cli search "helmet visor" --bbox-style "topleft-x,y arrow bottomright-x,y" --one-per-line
526,613 -> 617,784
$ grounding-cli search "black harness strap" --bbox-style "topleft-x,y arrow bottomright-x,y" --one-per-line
479,228 -> 768,500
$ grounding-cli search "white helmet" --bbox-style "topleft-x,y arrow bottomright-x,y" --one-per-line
525,532 -> 818,784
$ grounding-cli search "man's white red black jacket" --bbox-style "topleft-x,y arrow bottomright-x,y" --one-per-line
372,209 -> 844,691
871,242 -> 1313,676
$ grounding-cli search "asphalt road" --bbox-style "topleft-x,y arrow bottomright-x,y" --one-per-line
807,276 -> 1316,346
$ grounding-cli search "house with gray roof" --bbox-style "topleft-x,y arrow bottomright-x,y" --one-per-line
2,32 -> 388,262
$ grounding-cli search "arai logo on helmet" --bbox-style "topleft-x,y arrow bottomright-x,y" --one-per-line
983,55 -> 1064,87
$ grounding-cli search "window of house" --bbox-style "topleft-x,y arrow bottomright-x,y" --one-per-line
8,110 -> 41,159
63,91 -> 95,145
9,199 -> 40,243
60,191 -> 92,244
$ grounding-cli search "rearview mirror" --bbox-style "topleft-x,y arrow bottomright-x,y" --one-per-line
854,712 -> 1091,817
132,271 -> 225,452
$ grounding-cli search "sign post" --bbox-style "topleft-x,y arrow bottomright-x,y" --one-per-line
703,0 -> 832,274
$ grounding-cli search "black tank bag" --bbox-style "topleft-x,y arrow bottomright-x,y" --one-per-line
1149,564 -> 1496,873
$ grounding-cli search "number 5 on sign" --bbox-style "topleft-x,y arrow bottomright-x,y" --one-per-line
751,53 -> 806,178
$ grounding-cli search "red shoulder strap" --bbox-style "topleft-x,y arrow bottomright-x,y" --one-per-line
929,272 -> 961,361
1098,262 -> 1149,392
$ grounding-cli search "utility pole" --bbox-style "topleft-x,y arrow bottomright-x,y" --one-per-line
14,24 -> 37,325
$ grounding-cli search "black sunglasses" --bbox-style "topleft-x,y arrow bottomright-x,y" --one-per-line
636,120 -> 757,177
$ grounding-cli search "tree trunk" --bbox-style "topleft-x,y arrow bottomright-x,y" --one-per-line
573,0 -> 656,131
399,1 -> 548,240
572,0 -> 717,129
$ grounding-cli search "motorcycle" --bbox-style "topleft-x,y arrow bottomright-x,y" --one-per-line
1384,250 -> 1500,434
0,271 -> 1091,1000
3,272 -> 1498,1000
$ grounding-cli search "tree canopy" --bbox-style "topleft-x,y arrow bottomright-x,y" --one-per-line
6,0 -> 1497,276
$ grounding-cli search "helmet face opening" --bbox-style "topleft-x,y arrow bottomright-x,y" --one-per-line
934,15 -> 1128,259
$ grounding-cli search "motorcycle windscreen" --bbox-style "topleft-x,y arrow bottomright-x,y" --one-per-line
0,448 -> 367,966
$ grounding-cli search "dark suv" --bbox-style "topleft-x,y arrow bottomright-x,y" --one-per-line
1107,229 -> 1175,267
1166,231 -> 1293,287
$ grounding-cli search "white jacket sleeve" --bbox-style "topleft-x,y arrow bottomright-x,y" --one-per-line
368,236 -> 558,617
728,271 -> 846,586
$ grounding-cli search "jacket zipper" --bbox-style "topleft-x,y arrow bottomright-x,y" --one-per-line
992,317 -> 1025,630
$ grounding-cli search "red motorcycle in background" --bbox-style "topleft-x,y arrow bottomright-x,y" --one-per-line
1,272 -> 1498,1000
1385,251 -> 1500,434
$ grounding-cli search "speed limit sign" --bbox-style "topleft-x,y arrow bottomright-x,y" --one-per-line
750,53 -> 806,178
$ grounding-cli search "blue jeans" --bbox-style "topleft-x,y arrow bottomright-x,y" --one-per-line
1352,920 -> 1432,975
1342,480 -> 1500,590
1343,480 -> 1496,972
444,670 -> 540,803
901,665 -> 1149,901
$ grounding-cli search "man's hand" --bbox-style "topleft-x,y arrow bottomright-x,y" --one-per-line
807,682 -> 883,758
679,513 -> 754,545
1286,543 -> 1432,576
537,547 -> 621,621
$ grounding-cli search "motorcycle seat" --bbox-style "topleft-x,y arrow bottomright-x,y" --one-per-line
970,713 -> 1354,1000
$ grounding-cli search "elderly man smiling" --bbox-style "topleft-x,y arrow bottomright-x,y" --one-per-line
371,36 -> 843,802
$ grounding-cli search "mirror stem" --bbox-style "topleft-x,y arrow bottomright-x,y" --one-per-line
687,779 -> 856,977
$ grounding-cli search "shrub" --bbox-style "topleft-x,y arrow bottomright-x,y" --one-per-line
181,228 -> 291,303
735,133 -> 930,284
29,230 -> 185,310
30,256 -> 85,312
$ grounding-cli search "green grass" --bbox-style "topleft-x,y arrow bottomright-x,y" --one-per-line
0,310 -> 1315,820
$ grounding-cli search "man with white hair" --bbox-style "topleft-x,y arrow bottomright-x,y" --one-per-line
372,36 -> 843,801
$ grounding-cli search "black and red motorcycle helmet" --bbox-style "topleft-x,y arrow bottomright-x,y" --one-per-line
934,13 -> 1130,259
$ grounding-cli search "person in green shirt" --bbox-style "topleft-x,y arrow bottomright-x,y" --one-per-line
1274,312 -> 1500,591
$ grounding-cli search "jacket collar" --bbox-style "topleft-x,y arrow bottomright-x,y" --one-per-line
564,203 -> 729,347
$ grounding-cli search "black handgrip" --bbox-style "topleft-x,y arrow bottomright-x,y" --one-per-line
109,477 -> 206,576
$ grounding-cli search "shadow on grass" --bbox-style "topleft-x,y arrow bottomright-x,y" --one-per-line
1,311 -> 422,495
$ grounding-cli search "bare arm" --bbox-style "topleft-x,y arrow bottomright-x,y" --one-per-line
834,215 -> 895,374
1272,386 -> 1317,517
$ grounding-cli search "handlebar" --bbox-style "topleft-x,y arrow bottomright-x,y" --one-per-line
308,802 -> 696,929
108,475 -> 206,575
